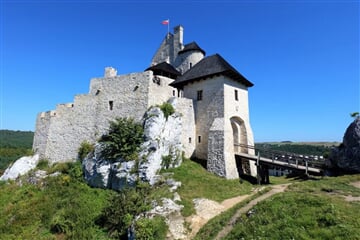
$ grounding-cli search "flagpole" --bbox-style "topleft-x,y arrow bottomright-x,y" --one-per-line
168,19 -> 170,35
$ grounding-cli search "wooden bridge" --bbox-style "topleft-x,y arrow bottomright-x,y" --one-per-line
234,144 -> 325,184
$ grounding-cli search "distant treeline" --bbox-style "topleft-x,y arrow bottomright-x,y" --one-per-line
0,130 -> 34,148
254,143 -> 336,157
0,130 -> 34,175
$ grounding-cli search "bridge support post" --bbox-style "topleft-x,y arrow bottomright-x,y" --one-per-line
256,152 -> 261,185
305,160 -> 308,176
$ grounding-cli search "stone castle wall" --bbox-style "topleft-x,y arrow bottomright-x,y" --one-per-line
34,69 -> 186,163
183,76 -> 225,160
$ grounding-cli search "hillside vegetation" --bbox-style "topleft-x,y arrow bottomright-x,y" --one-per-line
0,130 -> 34,175
255,142 -> 338,157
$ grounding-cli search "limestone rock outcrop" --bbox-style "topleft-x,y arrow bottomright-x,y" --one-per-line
83,102 -> 183,190
327,117 -> 360,173
0,154 -> 40,181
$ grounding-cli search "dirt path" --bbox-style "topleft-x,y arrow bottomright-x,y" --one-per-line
350,181 -> 360,189
186,194 -> 252,239
214,184 -> 291,240
185,186 -> 283,239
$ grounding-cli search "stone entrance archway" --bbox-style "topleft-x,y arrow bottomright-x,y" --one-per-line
230,116 -> 248,154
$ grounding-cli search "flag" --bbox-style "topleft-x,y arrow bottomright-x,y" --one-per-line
162,19 -> 169,25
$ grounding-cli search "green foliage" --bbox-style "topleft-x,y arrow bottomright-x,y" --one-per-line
159,102 -> 175,119
0,130 -> 34,148
0,147 -> 33,175
135,216 -> 168,240
78,140 -> 94,160
36,159 -> 49,170
163,158 -> 253,216
0,130 -> 34,175
98,182 -> 152,239
99,118 -> 144,161
0,163 -> 113,239
255,143 -> 334,157
161,154 -> 172,169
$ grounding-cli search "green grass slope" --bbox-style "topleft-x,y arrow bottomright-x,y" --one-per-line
196,174 -> 360,240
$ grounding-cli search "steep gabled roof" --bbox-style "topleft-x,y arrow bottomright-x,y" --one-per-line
178,41 -> 206,55
145,62 -> 181,79
170,54 -> 254,88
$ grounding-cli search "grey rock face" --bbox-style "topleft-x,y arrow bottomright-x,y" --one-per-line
328,117 -> 360,173
82,144 -> 137,191
0,154 -> 40,181
83,103 -> 183,190
139,105 -> 183,185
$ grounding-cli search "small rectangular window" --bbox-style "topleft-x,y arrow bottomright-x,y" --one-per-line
235,90 -> 238,101
197,90 -> 203,101
189,137 -> 192,143
109,101 -> 113,110
198,136 -> 201,143
173,90 -> 176,96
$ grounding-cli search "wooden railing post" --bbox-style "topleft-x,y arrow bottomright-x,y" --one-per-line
257,152 -> 261,185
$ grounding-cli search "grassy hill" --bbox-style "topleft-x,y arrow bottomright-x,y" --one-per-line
195,174 -> 360,239
1,156 -> 359,239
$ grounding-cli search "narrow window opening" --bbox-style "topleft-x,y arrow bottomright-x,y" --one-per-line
235,90 -> 238,101
173,90 -> 176,96
189,137 -> 192,143
198,136 -> 201,143
190,62 -> 193,68
197,90 -> 203,101
109,101 -> 114,111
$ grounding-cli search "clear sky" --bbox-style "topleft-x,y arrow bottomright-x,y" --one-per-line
1,0 -> 359,142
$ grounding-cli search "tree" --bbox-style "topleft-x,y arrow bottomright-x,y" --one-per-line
99,118 -> 144,161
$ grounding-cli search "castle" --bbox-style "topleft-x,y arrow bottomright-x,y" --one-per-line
33,25 -> 256,179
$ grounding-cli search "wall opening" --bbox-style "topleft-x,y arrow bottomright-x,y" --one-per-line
235,89 -> 238,101
198,136 -> 201,143
197,90 -> 203,101
109,101 -> 114,111
230,116 -> 248,153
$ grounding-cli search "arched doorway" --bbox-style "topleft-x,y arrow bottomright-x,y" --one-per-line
230,117 -> 248,154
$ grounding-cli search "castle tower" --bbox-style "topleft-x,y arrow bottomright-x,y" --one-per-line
174,41 -> 206,74
170,54 -> 256,179
151,25 -> 184,66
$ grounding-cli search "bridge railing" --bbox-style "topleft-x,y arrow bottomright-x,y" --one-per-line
234,144 -> 325,169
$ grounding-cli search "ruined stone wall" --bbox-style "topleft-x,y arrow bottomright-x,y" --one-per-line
33,111 -> 53,158
33,69 -> 182,163
89,71 -> 151,133
42,95 -> 97,163
147,73 -> 177,107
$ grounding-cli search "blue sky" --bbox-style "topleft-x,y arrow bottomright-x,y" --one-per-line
1,0 -> 359,142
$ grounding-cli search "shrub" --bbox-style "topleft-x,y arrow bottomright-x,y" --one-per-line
159,102 -> 175,119
78,141 -> 94,160
97,182 -> 152,239
36,159 -> 49,170
161,155 -> 172,169
99,118 -> 144,161
135,216 -> 168,240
